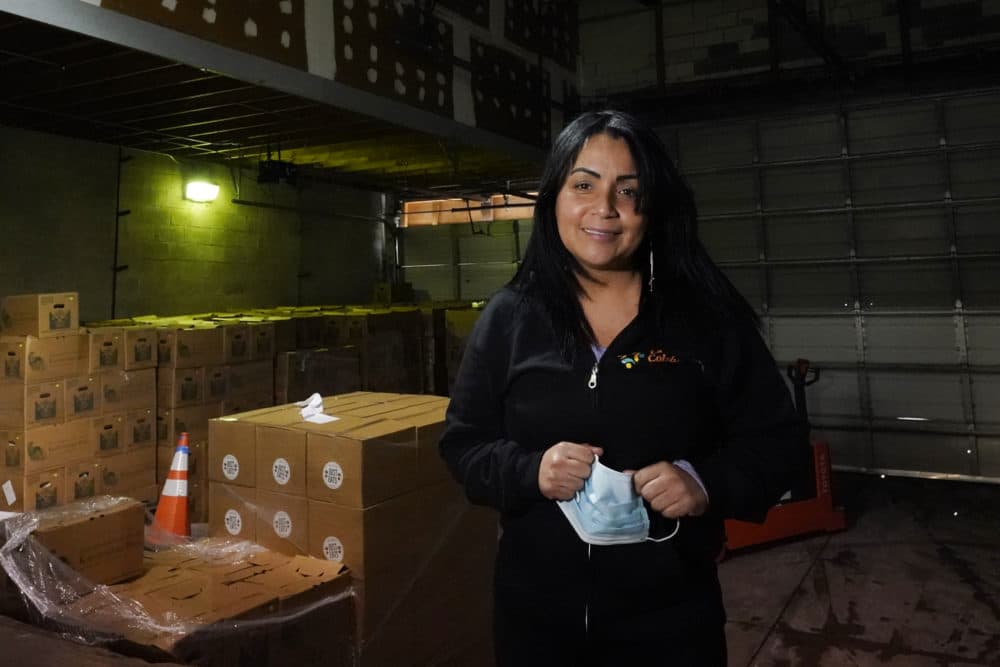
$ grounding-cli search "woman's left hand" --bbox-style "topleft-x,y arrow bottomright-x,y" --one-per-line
632,462 -> 708,519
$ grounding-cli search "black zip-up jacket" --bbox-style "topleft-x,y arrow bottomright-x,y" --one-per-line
439,287 -> 810,643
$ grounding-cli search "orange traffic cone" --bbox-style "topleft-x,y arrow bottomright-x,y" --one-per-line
150,432 -> 191,545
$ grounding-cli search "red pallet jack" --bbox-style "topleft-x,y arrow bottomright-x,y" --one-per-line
723,359 -> 846,551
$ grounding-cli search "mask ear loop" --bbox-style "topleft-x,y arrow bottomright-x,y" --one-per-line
645,518 -> 680,542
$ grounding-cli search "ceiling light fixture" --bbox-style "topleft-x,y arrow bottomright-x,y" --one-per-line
185,181 -> 220,202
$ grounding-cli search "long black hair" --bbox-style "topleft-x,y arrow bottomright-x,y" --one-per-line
510,109 -> 757,355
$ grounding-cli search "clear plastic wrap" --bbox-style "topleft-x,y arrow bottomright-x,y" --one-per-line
0,495 -> 357,666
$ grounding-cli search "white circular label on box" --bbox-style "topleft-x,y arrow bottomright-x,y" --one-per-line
322,461 -> 344,490
222,454 -> 240,481
273,510 -> 293,538
224,509 -> 242,536
272,458 -> 291,486
323,536 -> 344,562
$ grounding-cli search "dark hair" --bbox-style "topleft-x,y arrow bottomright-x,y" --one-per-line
510,109 -> 757,355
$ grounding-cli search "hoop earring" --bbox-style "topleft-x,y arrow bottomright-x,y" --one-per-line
648,248 -> 655,292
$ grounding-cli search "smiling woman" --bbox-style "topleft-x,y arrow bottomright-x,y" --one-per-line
556,133 -> 647,280
438,109 -> 812,666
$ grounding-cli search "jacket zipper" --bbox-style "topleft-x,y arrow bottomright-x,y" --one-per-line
585,360 -> 598,637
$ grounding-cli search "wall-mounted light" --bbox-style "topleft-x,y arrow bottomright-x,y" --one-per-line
185,181 -> 220,202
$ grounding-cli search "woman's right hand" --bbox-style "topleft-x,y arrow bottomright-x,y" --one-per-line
538,442 -> 604,500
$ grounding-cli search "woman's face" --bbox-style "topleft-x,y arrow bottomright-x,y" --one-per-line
555,132 -> 647,279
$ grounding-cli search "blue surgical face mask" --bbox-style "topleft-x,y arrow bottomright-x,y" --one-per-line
557,457 -> 680,546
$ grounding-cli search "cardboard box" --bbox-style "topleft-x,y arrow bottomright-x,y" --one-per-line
5,420 -> 89,472
119,327 -> 157,369
228,360 -> 274,400
270,317 -> 296,353
0,381 -> 65,428
274,347 -> 362,405
101,367 -> 156,415
188,479 -> 207,524
208,482 -> 256,541
63,546 -> 354,666
390,403 -> 450,486
364,311 -> 425,394
206,405 -> 339,488
33,497 -> 145,584
207,416 -> 256,487
221,395 -> 274,415
127,408 -> 156,449
312,480 -> 496,653
325,313 -> 366,346
64,375 -> 100,421
0,334 -> 88,385
92,413 -> 127,457
87,329 -> 123,372
66,460 -> 103,501
306,494 -> 422,579
255,490 -> 308,555
335,394 -> 439,420
157,327 -> 225,368
1,466 -> 24,511
156,402 -> 223,452
0,292 -> 79,338
23,466 -> 66,510
222,324 -> 251,364
100,448 -> 156,497
248,322 -> 275,360
157,366 -> 205,408
255,423 -> 308,496
204,365 -> 230,402
305,420 -> 418,508
295,314 -> 329,349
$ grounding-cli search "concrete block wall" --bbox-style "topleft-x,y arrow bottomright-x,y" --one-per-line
0,126 -> 117,322
114,151 -> 302,317
297,185 -> 384,305
0,125 -> 383,320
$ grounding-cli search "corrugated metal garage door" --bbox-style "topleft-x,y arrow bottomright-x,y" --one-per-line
662,89 -> 1000,483
401,220 -> 531,301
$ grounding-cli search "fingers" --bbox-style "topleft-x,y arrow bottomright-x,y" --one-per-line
632,462 -> 708,519
538,441 -> 600,501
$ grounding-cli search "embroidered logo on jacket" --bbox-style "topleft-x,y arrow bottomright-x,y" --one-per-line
618,349 -> 680,369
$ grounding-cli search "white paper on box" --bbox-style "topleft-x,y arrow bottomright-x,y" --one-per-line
2,481 -> 15,506
296,392 -> 339,424
305,413 -> 337,424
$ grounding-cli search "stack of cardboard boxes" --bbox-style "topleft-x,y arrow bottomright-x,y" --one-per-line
0,293 -> 158,511
207,392 -> 496,665
156,321 -> 275,522
268,307 -> 424,395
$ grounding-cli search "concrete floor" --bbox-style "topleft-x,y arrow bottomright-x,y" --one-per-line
720,473 -> 1000,667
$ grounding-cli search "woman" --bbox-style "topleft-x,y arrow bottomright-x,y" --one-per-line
439,110 -> 809,666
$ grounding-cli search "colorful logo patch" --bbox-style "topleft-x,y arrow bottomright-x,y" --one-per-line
618,349 -> 680,369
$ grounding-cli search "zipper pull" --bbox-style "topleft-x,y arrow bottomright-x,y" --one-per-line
588,363 -> 598,389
